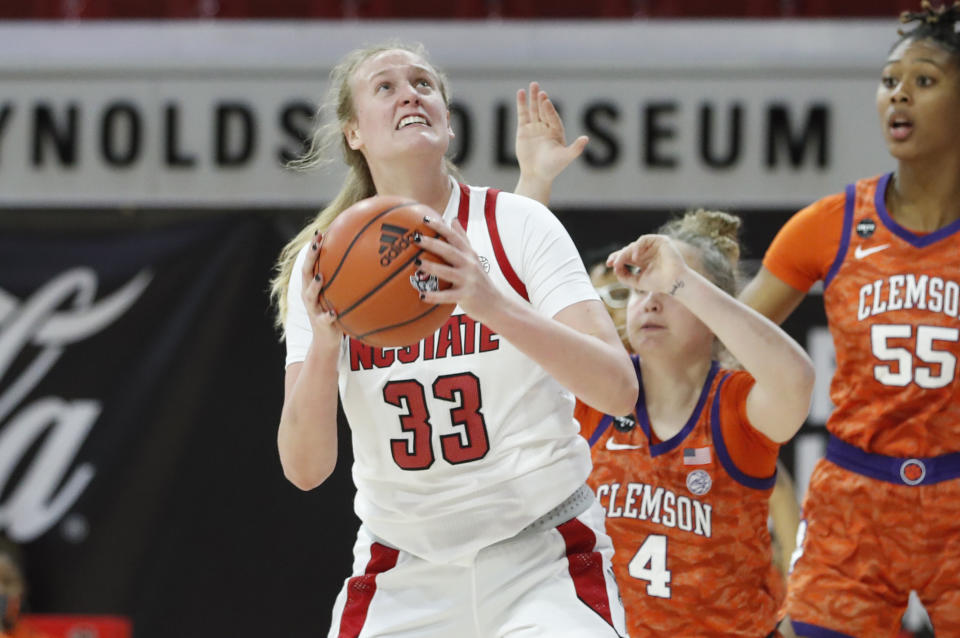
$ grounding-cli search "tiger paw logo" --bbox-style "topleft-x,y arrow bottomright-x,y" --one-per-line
899,459 -> 926,486
410,270 -> 441,294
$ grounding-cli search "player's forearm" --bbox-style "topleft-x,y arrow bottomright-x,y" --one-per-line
676,271 -> 815,426
514,173 -> 553,207
483,297 -> 638,416
738,267 -> 806,325
770,489 -> 800,572
277,342 -> 341,490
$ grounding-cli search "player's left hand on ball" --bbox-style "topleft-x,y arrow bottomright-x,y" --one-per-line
301,232 -> 341,343
414,216 -> 501,322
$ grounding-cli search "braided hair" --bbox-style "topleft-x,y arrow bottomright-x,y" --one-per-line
895,1 -> 960,57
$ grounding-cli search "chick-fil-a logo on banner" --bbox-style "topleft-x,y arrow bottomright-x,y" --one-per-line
0,268 -> 151,541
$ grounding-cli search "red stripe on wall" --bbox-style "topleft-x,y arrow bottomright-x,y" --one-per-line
484,188 -> 529,301
556,518 -> 615,628
336,542 -> 400,638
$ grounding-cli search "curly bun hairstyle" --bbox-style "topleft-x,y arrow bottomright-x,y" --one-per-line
658,209 -> 742,296
896,1 -> 960,57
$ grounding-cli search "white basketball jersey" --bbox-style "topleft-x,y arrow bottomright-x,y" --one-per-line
335,181 -> 595,565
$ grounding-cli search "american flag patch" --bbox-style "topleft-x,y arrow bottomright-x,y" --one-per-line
683,447 -> 711,465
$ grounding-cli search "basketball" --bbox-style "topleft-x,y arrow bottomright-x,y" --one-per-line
314,195 -> 456,347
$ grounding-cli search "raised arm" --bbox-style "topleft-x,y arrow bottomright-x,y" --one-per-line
513,82 -> 588,206
609,236 -> 814,442
738,266 -> 807,325
277,238 -> 344,490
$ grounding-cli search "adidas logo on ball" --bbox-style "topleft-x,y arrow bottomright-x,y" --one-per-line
378,223 -> 417,267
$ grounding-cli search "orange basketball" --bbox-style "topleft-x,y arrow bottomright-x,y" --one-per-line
314,195 -> 456,347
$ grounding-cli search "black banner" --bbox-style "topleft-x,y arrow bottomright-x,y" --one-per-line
0,210 -> 358,638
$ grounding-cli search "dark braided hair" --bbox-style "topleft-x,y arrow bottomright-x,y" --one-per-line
895,1 -> 960,56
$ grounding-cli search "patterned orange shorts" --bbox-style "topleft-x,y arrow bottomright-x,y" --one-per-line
786,458 -> 960,637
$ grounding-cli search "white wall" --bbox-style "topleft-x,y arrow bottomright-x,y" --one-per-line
0,20 -> 898,208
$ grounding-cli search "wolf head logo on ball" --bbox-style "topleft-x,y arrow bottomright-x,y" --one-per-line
410,270 -> 441,294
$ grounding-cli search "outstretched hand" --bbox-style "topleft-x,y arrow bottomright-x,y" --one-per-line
607,235 -> 690,296
515,82 -> 588,186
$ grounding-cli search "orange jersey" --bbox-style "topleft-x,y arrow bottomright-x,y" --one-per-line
576,359 -> 783,638
764,173 -> 960,457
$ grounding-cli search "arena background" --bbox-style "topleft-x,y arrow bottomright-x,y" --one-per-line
0,5 -> 919,637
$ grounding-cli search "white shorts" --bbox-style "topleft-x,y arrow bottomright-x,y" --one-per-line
326,498 -> 627,638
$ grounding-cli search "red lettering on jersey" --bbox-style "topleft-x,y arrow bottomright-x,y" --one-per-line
434,316 -> 463,358
460,315 -> 478,354
479,324 -> 499,352
348,316 -> 499,371
350,338 -> 374,371
373,347 -> 394,367
422,334 -> 435,360
397,343 -> 419,364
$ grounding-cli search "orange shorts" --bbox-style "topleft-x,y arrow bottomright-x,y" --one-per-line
786,459 -> 960,637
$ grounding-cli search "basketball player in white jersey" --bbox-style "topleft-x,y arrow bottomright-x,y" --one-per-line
270,43 -> 636,638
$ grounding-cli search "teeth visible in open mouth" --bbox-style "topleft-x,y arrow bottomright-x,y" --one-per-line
398,115 -> 427,129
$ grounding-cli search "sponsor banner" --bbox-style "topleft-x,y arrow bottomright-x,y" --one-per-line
0,20 -> 898,208
0,213 -> 357,637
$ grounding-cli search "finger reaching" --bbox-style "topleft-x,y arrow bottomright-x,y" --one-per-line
516,87 -> 530,127
537,87 -> 557,131
528,81 -> 542,123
